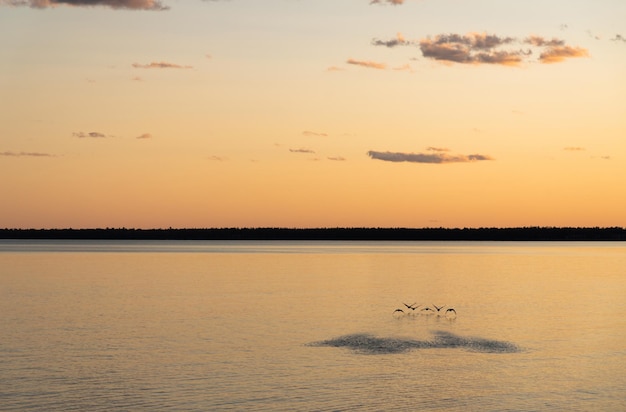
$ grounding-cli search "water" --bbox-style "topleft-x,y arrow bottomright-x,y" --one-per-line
1,240 -> 625,411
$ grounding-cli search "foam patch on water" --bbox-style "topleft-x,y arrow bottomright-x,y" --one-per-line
309,331 -> 519,354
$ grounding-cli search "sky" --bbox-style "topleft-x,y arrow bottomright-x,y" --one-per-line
1,0 -> 625,229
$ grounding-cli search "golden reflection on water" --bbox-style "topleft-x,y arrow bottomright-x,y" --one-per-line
1,241 -> 625,410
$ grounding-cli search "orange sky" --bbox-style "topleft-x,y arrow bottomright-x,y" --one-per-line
1,0 -> 625,228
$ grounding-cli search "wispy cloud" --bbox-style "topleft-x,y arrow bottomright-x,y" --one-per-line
370,0 -> 405,5
302,131 -> 328,137
611,34 -> 626,43
367,149 -> 494,164
538,45 -> 588,63
328,156 -> 346,161
371,32 -> 410,48
525,36 -> 564,47
289,148 -> 315,154
3,0 -> 168,10
416,32 -> 587,66
73,131 -> 108,138
132,62 -> 193,69
208,155 -> 227,161
1,150 -> 56,157
347,58 -> 386,70
564,146 -> 585,151
136,133 -> 152,139
392,64 -> 412,71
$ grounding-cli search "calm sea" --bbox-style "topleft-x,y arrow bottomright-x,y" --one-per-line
1,240 -> 625,411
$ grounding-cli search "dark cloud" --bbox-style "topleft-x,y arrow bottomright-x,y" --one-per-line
289,148 -> 315,154
346,58 -> 386,70
4,0 -> 168,10
367,150 -> 494,164
73,131 -> 107,138
0,150 -> 55,157
132,62 -> 193,69
418,33 -> 587,66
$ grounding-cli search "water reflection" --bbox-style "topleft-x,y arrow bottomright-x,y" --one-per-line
309,331 -> 520,354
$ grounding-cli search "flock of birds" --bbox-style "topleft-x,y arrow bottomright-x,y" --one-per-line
393,302 -> 457,317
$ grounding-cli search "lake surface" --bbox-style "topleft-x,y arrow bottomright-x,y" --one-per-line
1,240 -> 625,411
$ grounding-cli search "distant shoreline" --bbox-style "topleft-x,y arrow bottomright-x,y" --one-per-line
1,227 -> 625,241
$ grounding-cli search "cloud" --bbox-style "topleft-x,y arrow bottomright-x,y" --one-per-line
289,148 -> 315,154
371,33 -> 411,48
419,33 -> 523,66
302,131 -> 328,137
564,146 -> 585,151
418,32 -> 587,66
136,133 -> 152,139
132,62 -> 193,69
73,131 -> 107,138
367,150 -> 494,164
392,63 -> 412,71
370,0 -> 404,4
208,155 -> 227,161
538,45 -> 588,63
0,150 -> 55,157
524,36 -> 564,47
327,156 -> 346,161
611,34 -> 626,43
346,58 -> 386,70
3,0 -> 168,10
426,146 -> 450,152
326,66 -> 345,72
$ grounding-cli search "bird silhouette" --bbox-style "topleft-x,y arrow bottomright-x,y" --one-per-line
393,308 -> 404,314
433,304 -> 445,313
421,307 -> 435,313
403,302 -> 421,311
445,308 -> 456,315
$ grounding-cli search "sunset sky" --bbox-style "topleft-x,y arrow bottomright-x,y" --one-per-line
1,0 -> 625,229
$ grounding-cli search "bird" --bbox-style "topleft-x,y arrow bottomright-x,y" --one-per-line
421,307 -> 435,313
433,304 -> 445,313
393,308 -> 404,314
445,308 -> 457,315
403,302 -> 419,311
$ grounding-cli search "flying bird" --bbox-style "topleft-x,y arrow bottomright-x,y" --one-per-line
445,308 -> 457,315
393,308 -> 405,314
433,304 -> 446,313
403,302 -> 420,311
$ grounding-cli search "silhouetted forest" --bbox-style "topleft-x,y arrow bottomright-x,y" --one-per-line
1,227 -> 625,241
